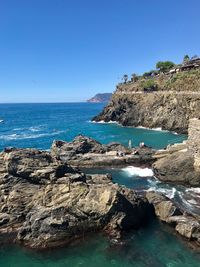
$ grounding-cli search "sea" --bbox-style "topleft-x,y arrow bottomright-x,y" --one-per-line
0,102 -> 199,267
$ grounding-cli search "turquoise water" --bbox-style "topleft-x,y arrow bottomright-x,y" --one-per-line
1,103 -> 199,267
0,221 -> 200,267
0,103 -> 186,151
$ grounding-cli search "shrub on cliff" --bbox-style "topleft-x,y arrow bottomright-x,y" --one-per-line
141,79 -> 157,92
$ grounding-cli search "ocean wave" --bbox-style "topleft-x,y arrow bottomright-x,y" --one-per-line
13,125 -> 45,132
0,130 -> 65,141
122,166 -> 154,177
147,187 -> 177,199
89,120 -> 118,124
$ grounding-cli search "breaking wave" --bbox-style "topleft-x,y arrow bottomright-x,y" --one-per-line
122,166 -> 154,177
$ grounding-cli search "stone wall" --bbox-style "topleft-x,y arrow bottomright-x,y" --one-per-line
188,118 -> 200,170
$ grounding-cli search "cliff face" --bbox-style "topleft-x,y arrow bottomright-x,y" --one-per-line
93,70 -> 200,133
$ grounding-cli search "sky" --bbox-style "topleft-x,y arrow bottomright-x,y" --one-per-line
0,0 -> 200,103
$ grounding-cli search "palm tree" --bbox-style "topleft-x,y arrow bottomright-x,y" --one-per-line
122,74 -> 128,83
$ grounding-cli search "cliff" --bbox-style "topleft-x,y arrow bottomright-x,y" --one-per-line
93,69 -> 200,133
87,93 -> 112,103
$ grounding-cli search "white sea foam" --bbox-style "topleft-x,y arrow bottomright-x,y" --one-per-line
137,125 -> 170,132
122,166 -> 154,177
147,187 -> 177,199
0,130 -> 65,141
186,188 -> 200,194
89,120 -> 118,124
13,125 -> 44,132
0,120 -> 4,123
147,178 -> 161,187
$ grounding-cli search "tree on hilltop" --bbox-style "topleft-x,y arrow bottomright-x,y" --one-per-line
183,55 -> 190,63
156,61 -> 175,72
131,73 -> 138,82
122,74 -> 128,83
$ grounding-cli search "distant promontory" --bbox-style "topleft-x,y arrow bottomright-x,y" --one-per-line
87,93 -> 112,103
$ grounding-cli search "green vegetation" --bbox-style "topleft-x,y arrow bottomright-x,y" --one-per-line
140,79 -> 157,91
156,61 -> 175,72
120,54 -> 199,89
165,68 -> 200,91
183,55 -> 190,63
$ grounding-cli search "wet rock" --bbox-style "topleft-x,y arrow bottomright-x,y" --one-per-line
146,191 -> 200,245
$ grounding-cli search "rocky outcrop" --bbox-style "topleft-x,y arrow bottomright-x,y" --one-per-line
51,135 -> 155,168
93,72 -> 200,133
0,147 -> 152,249
146,192 -> 200,245
153,119 -> 200,186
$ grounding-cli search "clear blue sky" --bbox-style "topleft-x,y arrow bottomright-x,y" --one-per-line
0,0 -> 200,102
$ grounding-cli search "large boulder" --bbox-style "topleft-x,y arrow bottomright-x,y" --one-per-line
153,151 -> 200,186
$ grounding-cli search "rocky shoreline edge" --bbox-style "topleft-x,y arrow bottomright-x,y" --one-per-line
0,131 -> 200,249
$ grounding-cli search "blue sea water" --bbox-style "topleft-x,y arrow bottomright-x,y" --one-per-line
1,103 -> 199,267
0,103 -> 186,151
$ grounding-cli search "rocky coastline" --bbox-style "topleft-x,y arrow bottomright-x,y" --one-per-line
0,120 -> 200,249
93,72 -> 200,133
0,144 -> 153,249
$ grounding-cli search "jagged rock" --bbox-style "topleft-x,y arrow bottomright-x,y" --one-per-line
146,191 -> 200,245
51,135 -> 155,168
146,192 -> 182,221
153,149 -> 200,186
51,135 -> 106,161
0,146 -> 152,249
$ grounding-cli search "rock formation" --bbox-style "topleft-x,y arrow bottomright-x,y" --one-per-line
153,119 -> 200,186
0,147 -> 152,249
51,135 -> 155,168
146,192 -> 200,246
93,71 -> 200,133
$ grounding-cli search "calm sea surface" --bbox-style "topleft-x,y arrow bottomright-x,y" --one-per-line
0,103 -> 199,267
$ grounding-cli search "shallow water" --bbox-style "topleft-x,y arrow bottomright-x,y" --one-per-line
0,103 -> 198,267
0,220 -> 200,267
